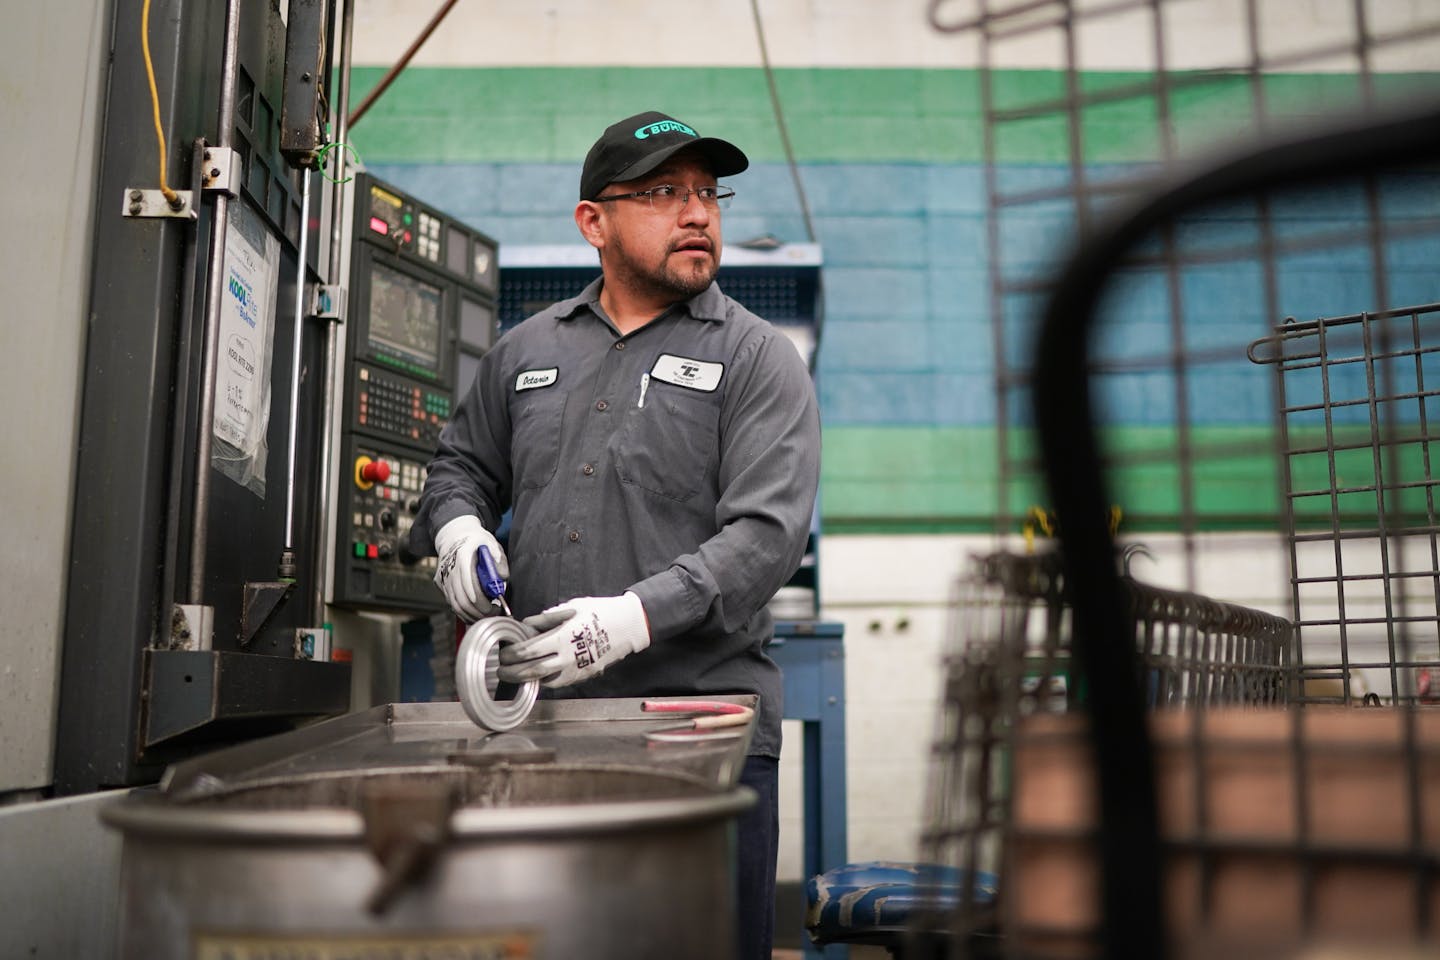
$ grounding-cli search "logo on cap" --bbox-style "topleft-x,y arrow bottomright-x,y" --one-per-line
634,120 -> 697,140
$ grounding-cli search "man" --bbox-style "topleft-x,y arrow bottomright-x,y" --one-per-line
411,110 -> 821,958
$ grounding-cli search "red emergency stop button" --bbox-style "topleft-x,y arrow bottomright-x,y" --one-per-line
355,455 -> 391,490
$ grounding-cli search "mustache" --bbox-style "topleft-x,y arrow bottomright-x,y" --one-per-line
671,233 -> 713,253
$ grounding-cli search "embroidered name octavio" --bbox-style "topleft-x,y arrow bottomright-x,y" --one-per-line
515,367 -> 558,392
650,354 -> 723,392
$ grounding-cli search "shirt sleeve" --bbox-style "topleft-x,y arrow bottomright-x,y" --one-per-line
408,345 -> 514,555
628,327 -> 821,640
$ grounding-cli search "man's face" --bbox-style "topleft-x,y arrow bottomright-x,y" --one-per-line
592,151 -> 724,302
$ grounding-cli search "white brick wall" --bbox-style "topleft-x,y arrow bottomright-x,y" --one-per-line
353,0 -> 1440,71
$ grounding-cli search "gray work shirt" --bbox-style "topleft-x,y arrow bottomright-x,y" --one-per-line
412,277 -> 821,758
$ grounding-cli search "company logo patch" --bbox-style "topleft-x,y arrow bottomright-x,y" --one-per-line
634,120 -> 697,140
650,354 -> 723,392
515,367 -> 559,392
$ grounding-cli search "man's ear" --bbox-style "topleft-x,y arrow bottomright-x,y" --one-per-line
574,201 -> 605,250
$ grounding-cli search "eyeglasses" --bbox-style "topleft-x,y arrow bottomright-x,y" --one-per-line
593,184 -> 735,214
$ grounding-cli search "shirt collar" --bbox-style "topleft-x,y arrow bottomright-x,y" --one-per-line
555,276 -> 729,324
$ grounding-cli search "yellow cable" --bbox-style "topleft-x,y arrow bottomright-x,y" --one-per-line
141,0 -> 179,205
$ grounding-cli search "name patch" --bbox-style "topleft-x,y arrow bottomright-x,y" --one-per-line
650,354 -> 724,392
515,367 -> 558,392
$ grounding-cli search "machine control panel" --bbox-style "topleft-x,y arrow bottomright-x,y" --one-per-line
351,361 -> 451,449
332,173 -> 496,613
334,438 -> 441,611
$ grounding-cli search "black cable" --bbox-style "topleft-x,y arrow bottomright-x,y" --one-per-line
748,0 -> 815,244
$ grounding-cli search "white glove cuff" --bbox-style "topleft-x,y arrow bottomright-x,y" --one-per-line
615,591 -> 652,656
435,514 -> 485,554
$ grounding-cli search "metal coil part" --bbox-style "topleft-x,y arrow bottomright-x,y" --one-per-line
454,617 -> 539,731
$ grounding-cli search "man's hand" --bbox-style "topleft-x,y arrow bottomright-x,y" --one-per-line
433,515 -> 509,621
497,592 -> 650,688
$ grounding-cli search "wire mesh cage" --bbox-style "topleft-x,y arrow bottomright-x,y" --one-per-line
916,1 -> 1440,957
919,546 -> 1298,957
1254,303 -> 1440,707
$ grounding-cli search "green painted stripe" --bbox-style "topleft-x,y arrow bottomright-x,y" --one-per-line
345,66 -> 1435,166
822,424 -> 1433,533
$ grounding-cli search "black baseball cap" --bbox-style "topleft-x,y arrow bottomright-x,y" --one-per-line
579,111 -> 749,201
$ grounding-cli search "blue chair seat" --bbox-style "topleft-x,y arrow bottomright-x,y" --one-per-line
804,860 -> 998,950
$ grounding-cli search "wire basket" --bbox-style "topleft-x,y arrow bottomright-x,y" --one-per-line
916,2 -> 1440,957
1252,303 -> 1440,707
918,549 -> 1296,956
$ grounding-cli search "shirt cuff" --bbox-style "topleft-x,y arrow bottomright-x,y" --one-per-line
629,567 -> 699,642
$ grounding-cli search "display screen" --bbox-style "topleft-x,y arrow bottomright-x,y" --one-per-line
368,260 -> 442,372
459,296 -> 494,349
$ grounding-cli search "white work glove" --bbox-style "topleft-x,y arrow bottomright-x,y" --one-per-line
433,515 -> 509,622
496,592 -> 651,688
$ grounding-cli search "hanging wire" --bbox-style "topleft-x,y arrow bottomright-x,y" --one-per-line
141,0 -> 181,206
748,0 -> 816,243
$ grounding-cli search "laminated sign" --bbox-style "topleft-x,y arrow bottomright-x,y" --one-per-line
213,201 -> 279,497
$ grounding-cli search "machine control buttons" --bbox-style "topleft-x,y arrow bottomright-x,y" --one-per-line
345,445 -> 437,613
355,364 -> 450,447
416,212 -> 443,262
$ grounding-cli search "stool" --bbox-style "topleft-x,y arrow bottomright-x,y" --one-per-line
804,860 -> 998,958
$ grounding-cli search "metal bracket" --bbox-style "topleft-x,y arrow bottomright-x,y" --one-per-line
122,188 -> 197,220
199,145 -> 241,196
240,580 -> 296,647
311,283 -> 346,322
361,778 -> 457,915
168,604 -> 214,651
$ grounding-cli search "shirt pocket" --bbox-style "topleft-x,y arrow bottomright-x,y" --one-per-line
511,390 -> 567,489
616,386 -> 720,502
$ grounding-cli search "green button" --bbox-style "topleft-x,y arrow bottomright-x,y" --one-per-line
353,542 -> 366,557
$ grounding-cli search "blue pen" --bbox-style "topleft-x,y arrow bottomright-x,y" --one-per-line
476,544 -> 513,618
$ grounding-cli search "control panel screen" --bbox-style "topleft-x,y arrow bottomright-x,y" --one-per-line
367,261 -> 442,374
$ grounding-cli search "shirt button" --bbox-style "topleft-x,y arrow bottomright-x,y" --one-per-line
595,400 -> 608,411
568,530 -> 581,543
614,342 -> 626,351
582,463 -> 595,476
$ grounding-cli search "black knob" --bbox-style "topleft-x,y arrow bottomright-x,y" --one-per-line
377,541 -> 394,561
378,508 -> 396,529
406,497 -> 421,514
